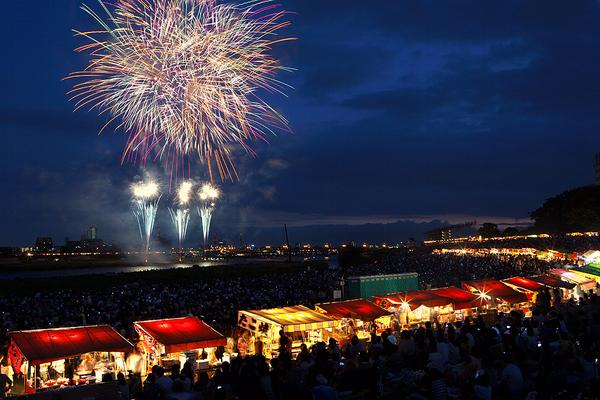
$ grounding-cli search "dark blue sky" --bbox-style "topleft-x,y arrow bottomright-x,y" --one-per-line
2,0 -> 600,247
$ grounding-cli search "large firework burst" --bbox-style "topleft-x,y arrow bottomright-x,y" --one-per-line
69,0 -> 293,180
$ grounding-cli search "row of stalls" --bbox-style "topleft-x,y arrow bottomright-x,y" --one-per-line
236,300 -> 393,359
373,287 -> 485,327
8,300 -> 394,394
6,317 -> 226,396
549,268 -> 597,294
373,273 -> 586,327
236,281 -> 579,359
7,269 -> 596,395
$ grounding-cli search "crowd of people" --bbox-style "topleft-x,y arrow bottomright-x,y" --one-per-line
348,251 -> 559,289
57,294 -> 600,400
0,250 -> 558,346
0,247 -> 595,399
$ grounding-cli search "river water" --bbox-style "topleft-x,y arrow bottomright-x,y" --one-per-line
0,257 -> 307,280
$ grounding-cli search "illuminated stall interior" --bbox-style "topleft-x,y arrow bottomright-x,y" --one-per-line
8,325 -> 132,394
427,286 -> 488,321
373,290 -> 453,327
315,299 -> 392,340
548,268 -> 597,296
237,305 -> 339,358
134,317 -> 226,373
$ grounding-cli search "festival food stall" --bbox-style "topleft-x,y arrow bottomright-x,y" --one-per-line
237,305 -> 339,359
571,264 -> 600,284
134,317 -> 227,374
530,275 -> 576,300
7,325 -> 133,394
427,287 -> 488,321
462,280 -> 529,314
549,268 -> 597,296
582,250 -> 600,264
373,290 -> 453,327
501,276 -> 543,301
314,299 -> 392,340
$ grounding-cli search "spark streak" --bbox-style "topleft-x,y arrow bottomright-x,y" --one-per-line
198,182 -> 220,250
132,180 -> 161,262
169,181 -> 193,260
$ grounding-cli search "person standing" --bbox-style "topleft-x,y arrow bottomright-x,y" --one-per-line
0,372 -> 12,399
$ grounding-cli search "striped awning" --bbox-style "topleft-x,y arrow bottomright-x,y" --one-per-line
239,305 -> 339,333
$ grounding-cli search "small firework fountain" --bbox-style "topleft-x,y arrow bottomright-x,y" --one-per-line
168,181 -> 193,261
198,183 -> 220,253
131,180 -> 161,262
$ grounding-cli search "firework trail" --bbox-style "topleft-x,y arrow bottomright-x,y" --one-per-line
169,181 -> 193,261
198,183 -> 220,251
132,180 -> 161,262
69,0 -> 293,180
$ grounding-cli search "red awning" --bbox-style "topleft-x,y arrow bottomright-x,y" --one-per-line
502,276 -> 543,292
462,280 -> 528,304
316,299 -> 391,320
427,287 -> 487,310
134,317 -> 226,354
373,290 -> 452,311
530,275 -> 575,290
9,325 -> 133,365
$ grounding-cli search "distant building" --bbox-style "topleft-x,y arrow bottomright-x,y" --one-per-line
34,237 -> 53,252
426,227 -> 453,241
425,221 -> 477,242
88,225 -> 97,240
595,153 -> 600,185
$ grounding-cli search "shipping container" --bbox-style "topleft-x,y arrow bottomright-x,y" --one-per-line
346,273 -> 419,300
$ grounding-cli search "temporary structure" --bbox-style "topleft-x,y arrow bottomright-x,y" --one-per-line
8,325 -> 132,393
237,305 -> 338,358
134,317 -> 226,371
502,276 -> 543,300
462,280 -> 529,305
315,299 -> 392,339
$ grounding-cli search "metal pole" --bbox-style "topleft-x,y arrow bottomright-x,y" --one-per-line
284,224 -> 291,263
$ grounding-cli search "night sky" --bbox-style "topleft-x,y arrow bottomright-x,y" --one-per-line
2,1 -> 600,247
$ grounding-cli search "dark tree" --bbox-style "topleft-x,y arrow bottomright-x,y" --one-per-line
503,227 -> 520,236
530,185 -> 600,233
478,223 -> 501,238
